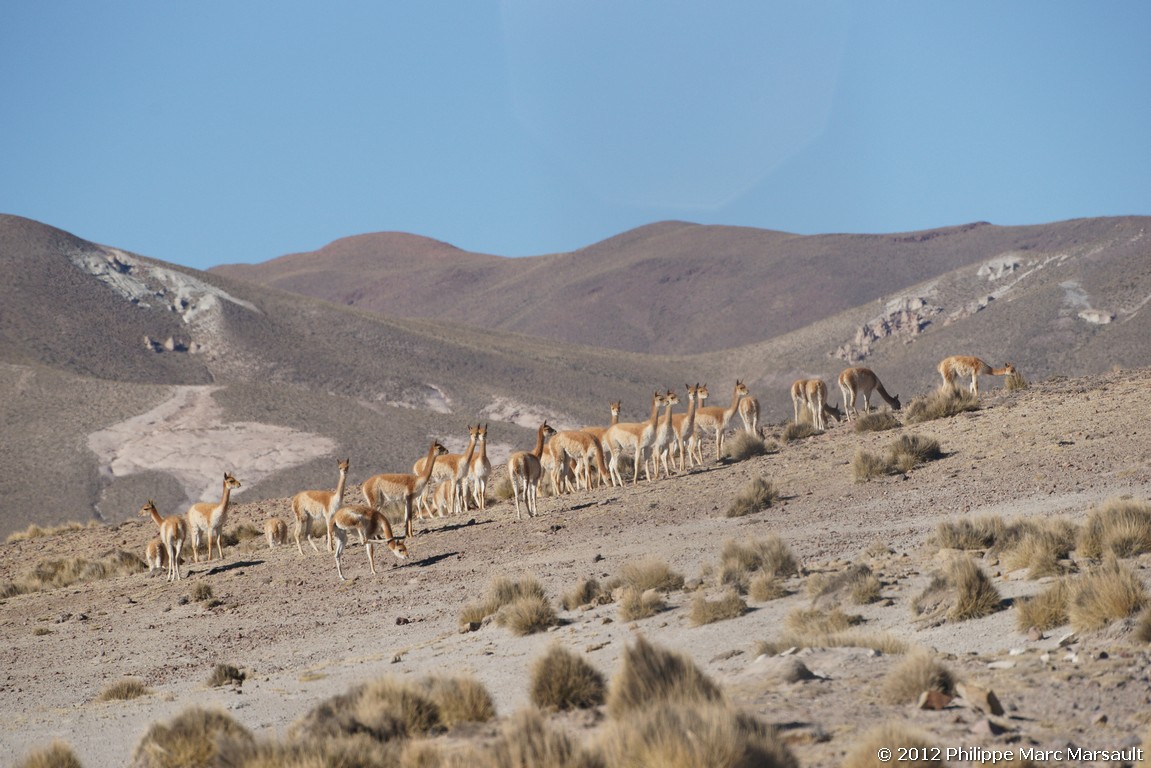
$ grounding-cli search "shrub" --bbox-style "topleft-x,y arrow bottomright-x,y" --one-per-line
724,431 -> 775,462
618,587 -> 666,621
561,578 -> 609,611
854,411 -> 901,433
904,387 -> 981,423
719,535 -> 799,588
756,629 -> 908,657
933,515 -> 1006,551
618,558 -> 684,593
1002,522 -> 1078,578
6,521 -> 98,543
19,550 -> 145,592
881,650 -> 956,704
807,563 -> 882,606
600,702 -> 798,768
207,664 -> 245,688
1078,497 -> 1151,559
132,707 -> 254,768
784,607 -> 863,636
496,594 -> 558,636
461,575 -> 551,630
478,710 -> 598,768
888,434 -> 942,470
780,422 -> 820,442
192,583 -> 213,602
1004,368 -> 1029,392
1015,578 -> 1071,632
98,678 -> 150,702
291,677 -> 444,744
1068,560 -> 1148,632
689,590 -> 748,626
913,556 -> 1002,623
1135,608 -> 1151,644
843,722 -> 944,768
15,742 -> 84,768
606,636 -> 724,718
529,645 -> 606,711
852,450 -> 891,482
748,574 -> 789,602
725,476 -> 779,517
422,675 -> 496,726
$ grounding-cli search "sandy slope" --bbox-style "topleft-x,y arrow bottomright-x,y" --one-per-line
2,369 -> 1150,767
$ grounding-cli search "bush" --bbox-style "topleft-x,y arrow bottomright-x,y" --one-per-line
422,675 -> 496,726
1068,560 -> 1148,632
854,411 -> 901,433
881,650 -> 956,704
912,556 -> 1002,623
496,594 -> 558,636
784,607 -> 863,636
291,677 -> 444,745
933,515 -> 1006,551
807,563 -> 882,606
478,710 -> 598,768
689,590 -> 748,626
98,678 -> 150,702
725,476 -> 779,517
618,558 -> 684,593
606,636 -> 724,718
132,707 -> 254,768
15,742 -> 84,768
1078,497 -> 1151,560
852,450 -> 892,482
561,577 -> 609,611
904,388 -> 980,423
529,645 -> 606,711
1015,578 -> 1071,632
207,664 -> 245,688
723,431 -> 776,462
780,422 -> 820,442
618,587 -> 666,621
843,723 -> 945,767
718,535 -> 799,593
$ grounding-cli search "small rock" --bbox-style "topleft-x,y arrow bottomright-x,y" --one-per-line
1092,713 -> 1108,726
987,660 -> 1016,670
1057,631 -> 1078,647
956,682 -> 1005,716
748,655 -> 819,684
918,690 -> 954,710
459,621 -> 482,633
395,616 -> 410,625
1026,626 -> 1044,642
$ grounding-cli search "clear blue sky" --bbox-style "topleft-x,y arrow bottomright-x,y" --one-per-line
3,2 -> 1149,270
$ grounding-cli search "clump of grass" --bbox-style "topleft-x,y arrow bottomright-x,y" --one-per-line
132,707 -> 254,768
495,593 -> 558,636
1004,368 -> 1029,392
291,677 -> 445,744
619,588 -> 667,621
1068,560 -> 1148,632
903,388 -> 981,424
1077,497 -> 1151,560
1135,608 -> 1151,643
757,628 -> 909,657
854,411 -> 902,433
723,431 -> 777,462
480,709 -> 598,768
191,582 -> 213,602
1015,577 -> 1072,632
618,558 -> 684,593
888,434 -> 942,471
933,515 -> 1006,551
881,650 -> 956,704
725,476 -> 780,518
718,535 -> 800,594
852,450 -> 892,482
1002,521 -> 1078,578
6,520 -> 100,543
8,550 -> 146,595
689,589 -> 748,626
785,607 -> 863,636
490,474 -> 514,503
606,635 -> 724,718
807,563 -> 882,606
561,577 -> 610,611
98,678 -> 150,702
749,574 -> 789,602
843,722 -> 945,768
913,556 -> 1002,623
460,575 -> 551,630
15,741 -> 84,768
781,422 -> 820,442
207,664 -> 245,688
422,675 -> 496,726
599,702 -> 799,768
529,644 -> 606,712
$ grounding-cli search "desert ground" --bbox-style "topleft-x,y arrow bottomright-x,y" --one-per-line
3,369 -> 1151,767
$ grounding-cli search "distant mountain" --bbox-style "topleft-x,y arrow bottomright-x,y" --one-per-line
3,212 -> 1149,538
211,218 -> 1150,356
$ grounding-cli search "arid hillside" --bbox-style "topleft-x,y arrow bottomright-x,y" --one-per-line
211,217 -> 1151,357
3,368 -> 1150,767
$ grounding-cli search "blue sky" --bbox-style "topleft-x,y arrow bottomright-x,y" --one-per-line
3,2 -> 1149,270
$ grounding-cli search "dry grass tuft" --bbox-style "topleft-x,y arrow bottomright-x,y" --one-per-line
291,677 -> 446,745
933,515 -> 1006,551
807,563 -> 882,606
460,575 -> 552,630
781,422 -> 820,442
757,629 -> 909,657
881,650 -> 956,704
607,635 -> 724,718
1001,520 -> 1078,578
618,587 -> 666,621
529,644 -> 606,712
6,520 -> 100,543
785,607 -> 863,636
98,678 -> 150,702
904,387 -> 980,423
422,675 -> 496,727
843,722 -> 945,767
496,594 -> 558,636
718,535 -> 800,595
618,558 -> 684,593
852,450 -> 892,482
192,582 -> 213,602
1135,608 -> 1151,644
1004,368 -> 1029,392
15,741 -> 84,768
560,577 -> 609,611
888,434 -> 942,470
723,431 -> 778,462
1078,497 -> 1151,559
600,702 -> 799,768
132,707 -> 254,768
749,574 -> 790,602
207,664 -> 246,688
479,709 -> 599,768
689,589 -> 748,626
913,556 -> 1002,623
854,411 -> 902,433
1,549 -> 146,597
1015,577 -> 1072,632
725,476 -> 780,518
1068,560 -> 1148,632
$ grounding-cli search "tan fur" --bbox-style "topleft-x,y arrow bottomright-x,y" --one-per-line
327,504 -> 408,581
140,499 -> 187,582
415,425 -> 477,517
264,518 -> 288,548
547,429 -> 610,493
838,367 -> 901,420
507,422 -> 555,520
650,388 -> 681,480
186,473 -> 241,563
671,384 -> 701,472
738,393 -> 761,437
604,391 -> 664,486
937,355 -> 1016,397
693,379 -> 749,460
292,458 -> 349,555
362,441 -> 447,538
791,378 -> 842,430
467,424 -> 491,511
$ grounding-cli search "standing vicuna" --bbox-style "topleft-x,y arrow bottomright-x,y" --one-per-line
937,355 -> 1017,398
414,425 -> 477,517
838,367 -> 901,420
468,423 -> 492,511
790,378 -> 843,431
292,458 -> 350,555
507,421 -> 556,520
362,440 -> 448,539
693,380 -> 749,461
140,500 -> 186,582
327,504 -> 409,581
186,472 -> 241,563
604,391 -> 663,486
